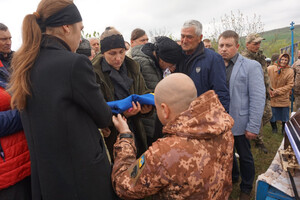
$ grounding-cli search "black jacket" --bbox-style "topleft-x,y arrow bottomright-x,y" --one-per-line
21,35 -> 115,200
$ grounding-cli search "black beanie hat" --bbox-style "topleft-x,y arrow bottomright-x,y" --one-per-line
76,38 -> 91,57
155,36 -> 182,64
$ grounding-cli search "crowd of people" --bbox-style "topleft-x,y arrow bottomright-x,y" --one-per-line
0,0 -> 298,199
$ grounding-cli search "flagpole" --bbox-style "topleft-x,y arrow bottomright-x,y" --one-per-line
291,21 -> 295,112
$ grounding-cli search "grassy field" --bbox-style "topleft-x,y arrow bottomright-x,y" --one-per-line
229,123 -> 285,200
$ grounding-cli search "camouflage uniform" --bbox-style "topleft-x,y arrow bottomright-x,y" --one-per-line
112,90 -> 234,200
292,59 -> 300,111
241,49 -> 272,145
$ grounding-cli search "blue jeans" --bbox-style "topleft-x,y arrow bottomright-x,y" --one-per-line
232,135 -> 255,194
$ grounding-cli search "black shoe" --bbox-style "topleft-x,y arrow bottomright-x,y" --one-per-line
270,122 -> 278,133
255,143 -> 268,154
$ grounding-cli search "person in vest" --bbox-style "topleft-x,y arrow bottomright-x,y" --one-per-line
8,1 -> 116,199
0,22 -> 31,200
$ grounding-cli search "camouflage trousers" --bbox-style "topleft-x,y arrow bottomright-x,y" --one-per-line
294,94 -> 300,112
255,100 -> 272,145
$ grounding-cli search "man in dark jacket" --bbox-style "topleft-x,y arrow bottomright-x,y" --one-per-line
176,20 -> 229,112
0,22 -> 31,200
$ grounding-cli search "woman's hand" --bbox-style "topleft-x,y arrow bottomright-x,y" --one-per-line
112,114 -> 131,133
269,89 -> 275,98
141,104 -> 153,114
123,101 -> 141,118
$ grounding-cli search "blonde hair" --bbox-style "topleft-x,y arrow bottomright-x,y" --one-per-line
8,0 -> 73,110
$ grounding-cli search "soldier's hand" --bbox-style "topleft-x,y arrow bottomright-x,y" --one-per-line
101,127 -> 111,137
112,114 -> 131,133
245,131 -> 257,140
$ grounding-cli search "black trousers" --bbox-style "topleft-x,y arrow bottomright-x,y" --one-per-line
0,176 -> 31,200
232,135 -> 255,194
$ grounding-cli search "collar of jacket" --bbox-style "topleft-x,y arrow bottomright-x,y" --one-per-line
184,41 -> 205,60
178,42 -> 205,75
41,34 -> 71,51
0,51 -> 13,62
163,90 -> 234,139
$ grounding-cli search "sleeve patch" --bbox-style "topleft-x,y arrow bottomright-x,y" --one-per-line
139,155 -> 145,169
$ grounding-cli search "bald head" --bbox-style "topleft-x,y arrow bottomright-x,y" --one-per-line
155,73 -> 197,116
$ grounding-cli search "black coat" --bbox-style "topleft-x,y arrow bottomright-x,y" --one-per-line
21,35 -> 115,200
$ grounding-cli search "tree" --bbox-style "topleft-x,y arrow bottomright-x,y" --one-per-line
148,27 -> 171,42
81,30 -> 100,39
205,10 -> 264,48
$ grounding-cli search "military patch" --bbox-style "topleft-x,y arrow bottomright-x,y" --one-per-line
139,155 -> 145,168
131,165 -> 138,178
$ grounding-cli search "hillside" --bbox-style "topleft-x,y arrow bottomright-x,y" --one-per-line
261,24 -> 300,44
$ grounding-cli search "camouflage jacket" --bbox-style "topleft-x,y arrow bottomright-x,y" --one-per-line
111,90 -> 234,200
292,59 -> 300,95
242,49 -> 270,100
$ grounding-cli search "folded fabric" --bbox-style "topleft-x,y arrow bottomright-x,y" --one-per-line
107,93 -> 155,114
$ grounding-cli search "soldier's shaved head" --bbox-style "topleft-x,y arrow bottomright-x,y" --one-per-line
155,73 -> 197,123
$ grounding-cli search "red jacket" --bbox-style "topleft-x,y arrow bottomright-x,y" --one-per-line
0,87 -> 30,190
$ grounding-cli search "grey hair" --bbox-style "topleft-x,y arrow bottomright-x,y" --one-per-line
182,20 -> 202,36
88,37 -> 99,42
0,23 -> 8,31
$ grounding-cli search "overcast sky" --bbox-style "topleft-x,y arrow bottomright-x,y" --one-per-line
1,0 -> 299,50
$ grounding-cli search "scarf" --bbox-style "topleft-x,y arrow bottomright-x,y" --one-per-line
102,58 -> 133,100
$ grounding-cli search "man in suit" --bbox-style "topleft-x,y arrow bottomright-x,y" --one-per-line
218,30 -> 265,200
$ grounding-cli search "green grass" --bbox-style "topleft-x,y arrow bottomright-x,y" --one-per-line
229,123 -> 285,200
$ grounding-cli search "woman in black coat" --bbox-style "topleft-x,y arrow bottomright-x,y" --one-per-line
8,1 -> 115,199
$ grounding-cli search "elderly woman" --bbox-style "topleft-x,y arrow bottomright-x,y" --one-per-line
92,27 -> 152,160
8,0 -> 115,199
268,53 -> 294,134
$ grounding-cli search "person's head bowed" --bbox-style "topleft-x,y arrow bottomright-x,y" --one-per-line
9,0 -> 83,110
100,27 -> 126,70
154,73 -> 197,125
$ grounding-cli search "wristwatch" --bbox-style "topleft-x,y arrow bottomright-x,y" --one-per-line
119,133 -> 134,139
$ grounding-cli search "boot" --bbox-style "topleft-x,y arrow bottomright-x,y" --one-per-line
282,122 -> 286,135
270,122 -> 278,133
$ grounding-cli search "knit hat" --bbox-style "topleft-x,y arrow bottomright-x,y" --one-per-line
76,38 -> 91,57
154,36 -> 182,64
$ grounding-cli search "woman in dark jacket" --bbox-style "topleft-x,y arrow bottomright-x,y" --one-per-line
8,1 -> 115,199
131,36 -> 182,146
92,27 -> 152,160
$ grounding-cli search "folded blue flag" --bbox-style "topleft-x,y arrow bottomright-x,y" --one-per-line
107,93 -> 155,114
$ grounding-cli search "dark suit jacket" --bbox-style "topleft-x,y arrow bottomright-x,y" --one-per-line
21,35 -> 115,200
